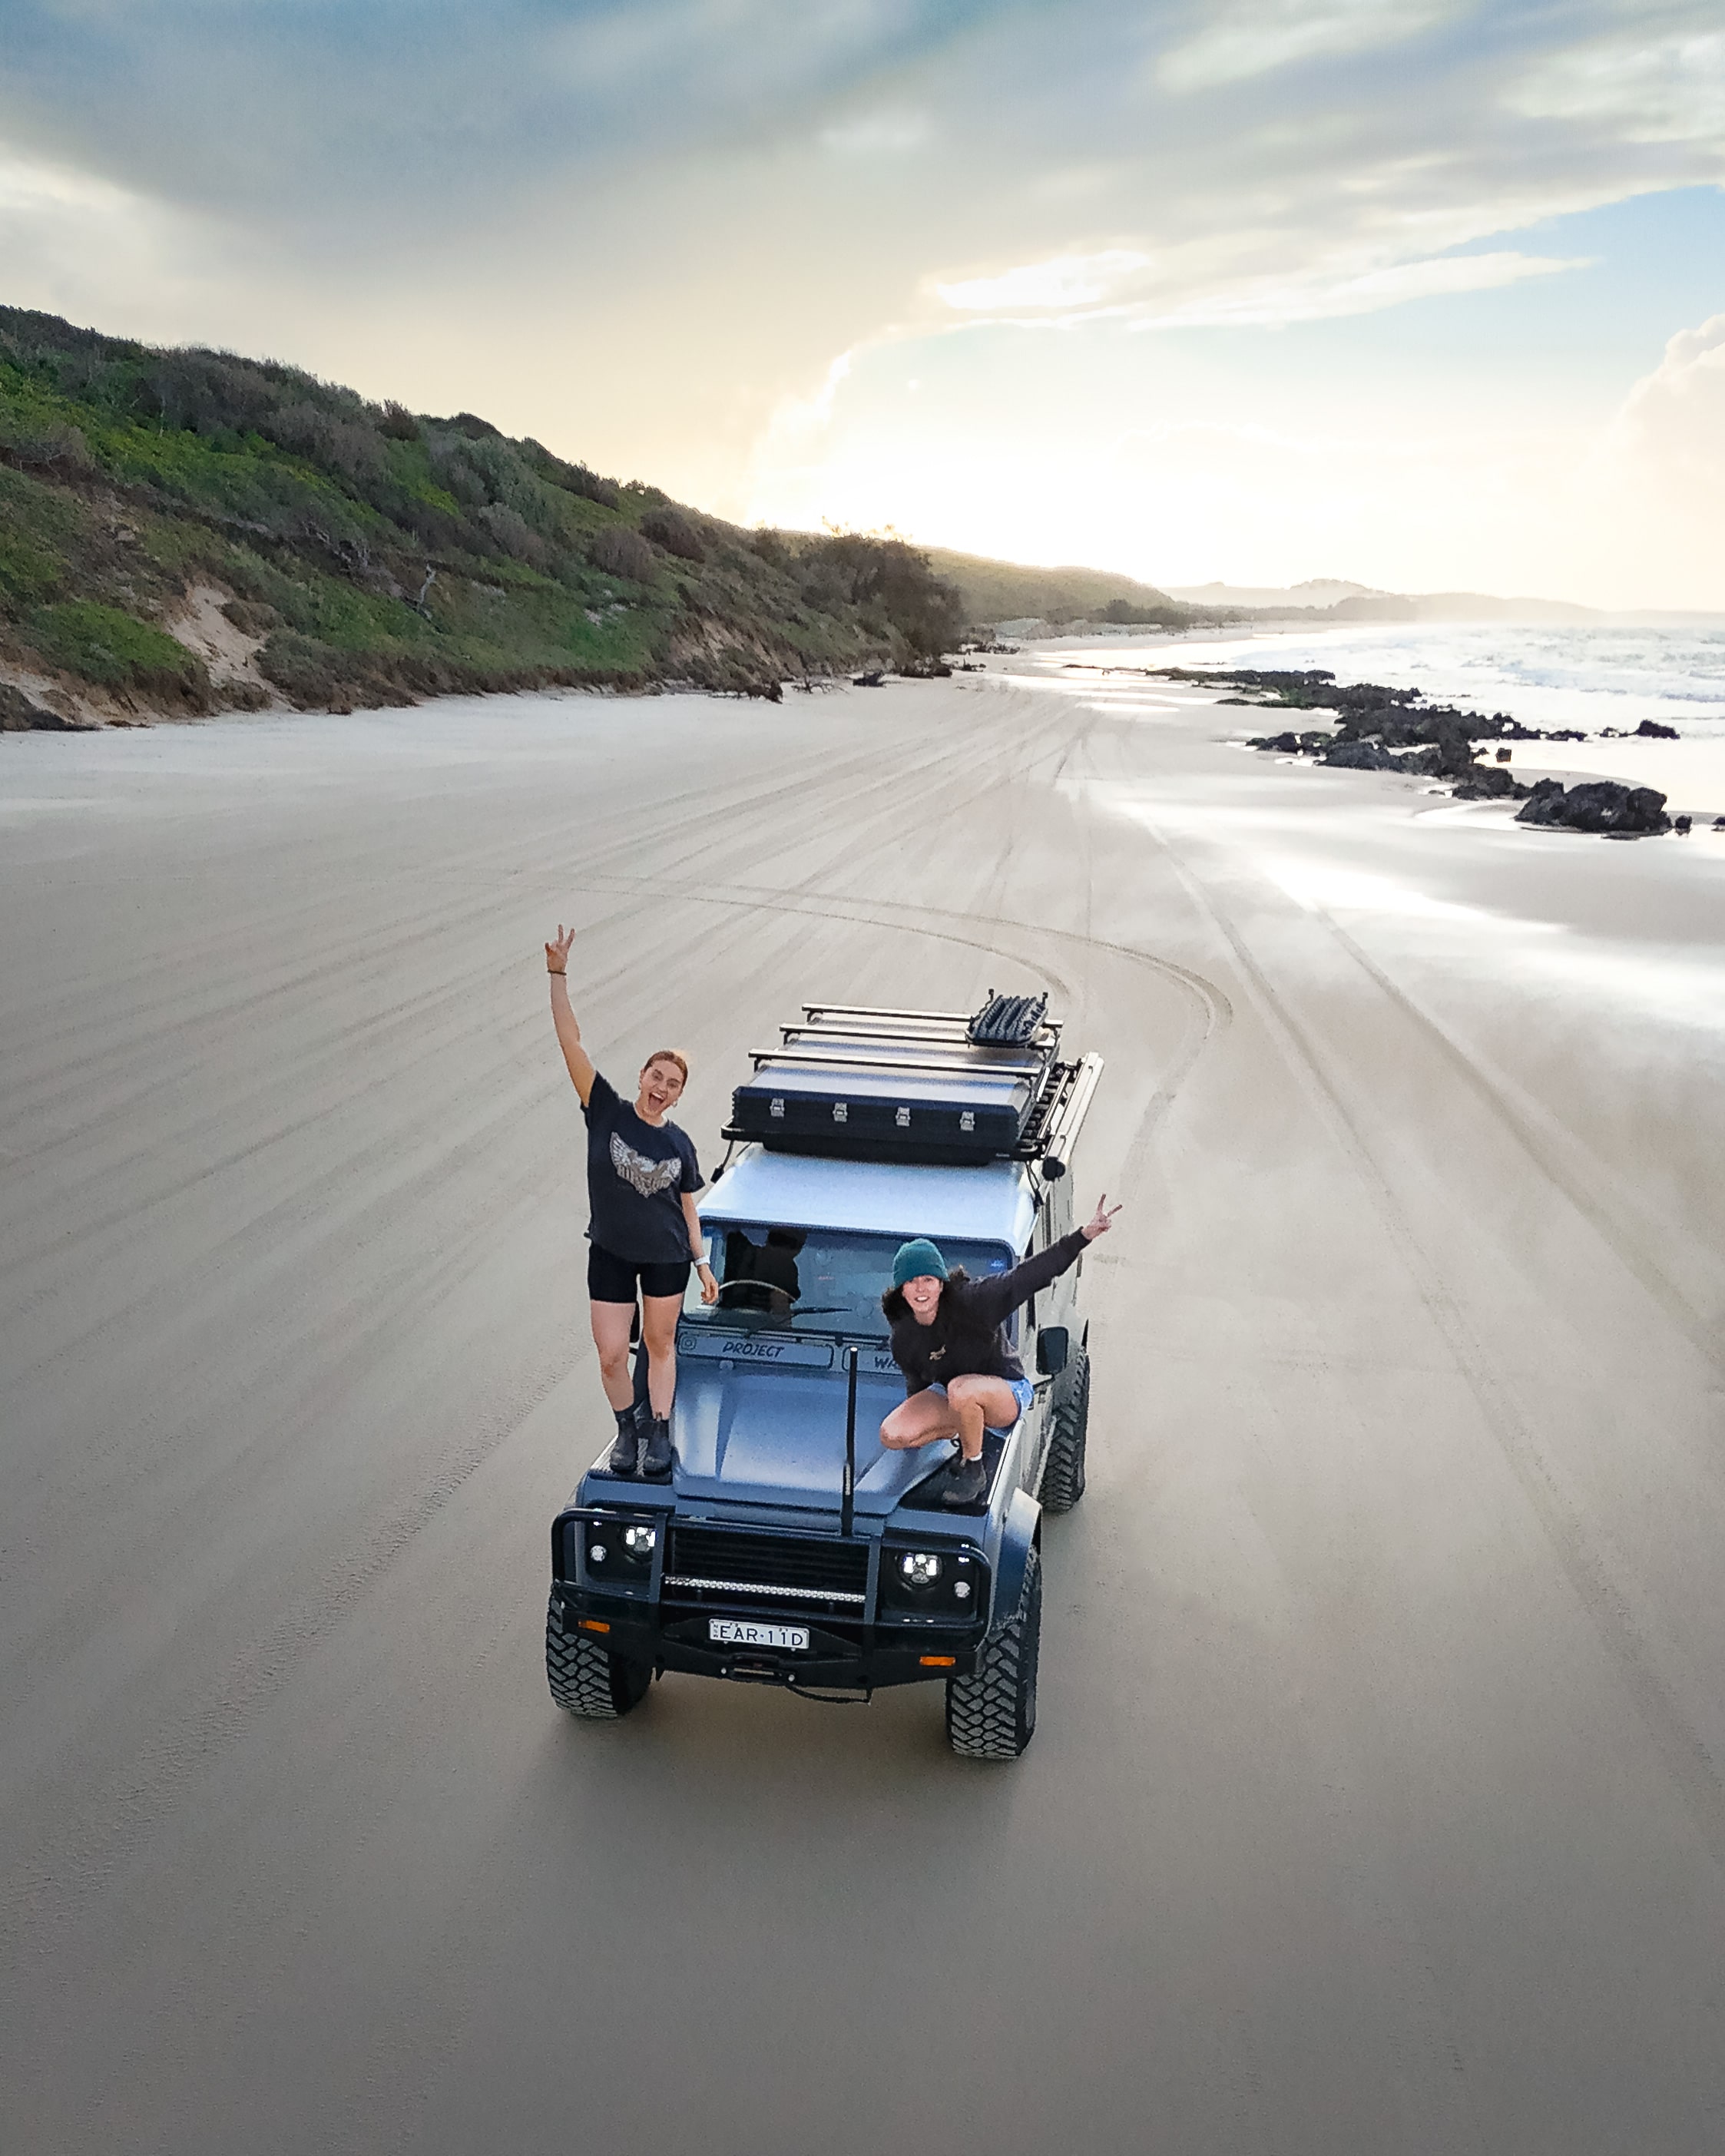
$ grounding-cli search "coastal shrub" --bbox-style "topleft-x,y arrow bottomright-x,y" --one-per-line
639,507 -> 706,562
800,533 -> 964,657
588,526 -> 658,583
521,440 -> 621,508
0,301 -> 971,710
0,409 -> 97,479
266,401 -> 386,483
1098,597 -> 1180,627
220,598 -> 280,636
476,502 -> 548,566
28,600 -> 211,704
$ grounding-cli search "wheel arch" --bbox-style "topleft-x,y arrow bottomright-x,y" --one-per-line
991,1488 -> 1041,1637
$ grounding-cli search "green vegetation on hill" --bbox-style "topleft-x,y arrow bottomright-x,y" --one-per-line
0,306 -> 965,719
921,548 -> 1221,630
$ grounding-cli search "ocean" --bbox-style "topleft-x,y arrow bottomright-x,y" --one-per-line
1017,621 -> 1725,814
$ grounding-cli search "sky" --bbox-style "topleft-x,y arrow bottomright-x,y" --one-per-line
0,1 -> 1720,608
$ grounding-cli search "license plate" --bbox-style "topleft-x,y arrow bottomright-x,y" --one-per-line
709,1618 -> 810,1651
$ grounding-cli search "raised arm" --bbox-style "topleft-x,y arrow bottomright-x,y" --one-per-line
966,1194 -> 1122,1326
544,924 -> 597,1106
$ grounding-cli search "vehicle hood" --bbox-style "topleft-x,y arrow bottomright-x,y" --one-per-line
669,1358 -> 936,1514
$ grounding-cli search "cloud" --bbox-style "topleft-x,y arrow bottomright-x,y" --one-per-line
935,250 -> 1151,311
1507,22 -> 1725,144
1139,247 -> 1591,326
1158,0 -> 1469,92
0,0 -> 1722,606
1589,312 -> 1725,538
819,108 -> 932,157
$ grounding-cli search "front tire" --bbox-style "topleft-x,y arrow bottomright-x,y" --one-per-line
946,1546 -> 1041,1759
1039,1346 -> 1090,1513
545,1595 -> 652,1719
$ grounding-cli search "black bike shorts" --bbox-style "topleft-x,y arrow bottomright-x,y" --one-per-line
588,1242 -> 692,1305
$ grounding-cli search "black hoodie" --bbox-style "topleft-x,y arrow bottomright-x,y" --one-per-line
888,1229 -> 1087,1395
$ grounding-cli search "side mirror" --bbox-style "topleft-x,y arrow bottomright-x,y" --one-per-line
1037,1326 -> 1069,1377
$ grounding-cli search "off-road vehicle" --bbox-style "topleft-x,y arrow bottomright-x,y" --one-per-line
545,994 -> 1102,1757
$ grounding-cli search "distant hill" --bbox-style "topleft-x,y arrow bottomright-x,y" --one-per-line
1167,578 -> 1596,624
922,548 -> 1222,630
1170,578 -> 1379,609
0,306 -> 965,724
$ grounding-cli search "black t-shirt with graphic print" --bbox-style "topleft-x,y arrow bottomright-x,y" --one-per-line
582,1069 -> 704,1264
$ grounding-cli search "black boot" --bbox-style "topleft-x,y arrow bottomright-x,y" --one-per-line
606,1406 -> 642,1476
942,1454 -> 988,1508
640,1415 -> 674,1479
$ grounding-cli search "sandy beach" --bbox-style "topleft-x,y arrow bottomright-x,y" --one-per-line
3,670 -> 1724,2153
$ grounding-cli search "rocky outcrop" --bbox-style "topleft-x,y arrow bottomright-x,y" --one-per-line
1450,763 -> 1524,800
1515,779 -> 1670,836
1319,738 -> 1398,770
1248,728 -> 1336,753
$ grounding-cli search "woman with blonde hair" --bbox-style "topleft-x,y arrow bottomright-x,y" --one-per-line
545,924 -> 717,1476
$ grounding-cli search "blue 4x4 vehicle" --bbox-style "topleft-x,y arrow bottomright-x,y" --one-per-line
545,995 -> 1104,1758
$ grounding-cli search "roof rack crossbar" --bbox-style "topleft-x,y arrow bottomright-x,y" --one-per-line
781,1021 -> 984,1047
801,1002 -> 975,1024
750,1046 -> 1045,1078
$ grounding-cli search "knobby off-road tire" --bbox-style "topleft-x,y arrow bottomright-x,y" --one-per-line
545,1595 -> 652,1719
1039,1346 -> 1090,1514
946,1545 -> 1041,1759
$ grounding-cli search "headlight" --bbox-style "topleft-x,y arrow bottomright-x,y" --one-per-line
575,1515 -> 658,1585
881,1542 -> 986,1618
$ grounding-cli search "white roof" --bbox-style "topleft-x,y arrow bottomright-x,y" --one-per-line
700,1144 -> 1035,1254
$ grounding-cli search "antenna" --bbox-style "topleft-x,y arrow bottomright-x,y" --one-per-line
842,1344 -> 858,1537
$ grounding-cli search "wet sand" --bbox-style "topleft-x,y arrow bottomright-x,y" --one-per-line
2,673 -> 1724,2154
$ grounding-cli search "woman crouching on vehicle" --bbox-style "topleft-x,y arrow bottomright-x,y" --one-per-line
545,924 -> 717,1477
879,1196 -> 1120,1507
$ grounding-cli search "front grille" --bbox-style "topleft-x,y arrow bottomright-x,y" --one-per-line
664,1525 -> 869,1608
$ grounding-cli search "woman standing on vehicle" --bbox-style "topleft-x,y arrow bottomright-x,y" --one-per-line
545,924 -> 717,1476
879,1197 -> 1119,1506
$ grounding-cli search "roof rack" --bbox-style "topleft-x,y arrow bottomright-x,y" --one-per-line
724,996 -> 1103,1174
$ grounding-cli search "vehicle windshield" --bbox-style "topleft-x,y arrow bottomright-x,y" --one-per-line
685,1223 -> 1012,1340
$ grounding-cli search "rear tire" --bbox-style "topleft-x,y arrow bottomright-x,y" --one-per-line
545,1595 -> 652,1719
946,1546 -> 1041,1759
1039,1346 -> 1089,1513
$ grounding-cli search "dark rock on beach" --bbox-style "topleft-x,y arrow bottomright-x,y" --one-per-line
1634,719 -> 1680,739
1451,763 -> 1525,800
1321,738 -> 1399,770
1515,778 -> 1670,836
1248,728 -> 1336,753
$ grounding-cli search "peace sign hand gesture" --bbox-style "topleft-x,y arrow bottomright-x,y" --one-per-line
545,923 -> 574,976
1081,1194 -> 1122,1241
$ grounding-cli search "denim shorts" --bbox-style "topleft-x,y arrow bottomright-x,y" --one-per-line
929,1374 -> 1036,1435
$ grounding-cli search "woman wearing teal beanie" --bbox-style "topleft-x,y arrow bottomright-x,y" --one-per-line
879,1195 -> 1119,1506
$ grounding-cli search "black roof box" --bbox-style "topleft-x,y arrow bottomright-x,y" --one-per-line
727,998 -> 1103,1171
